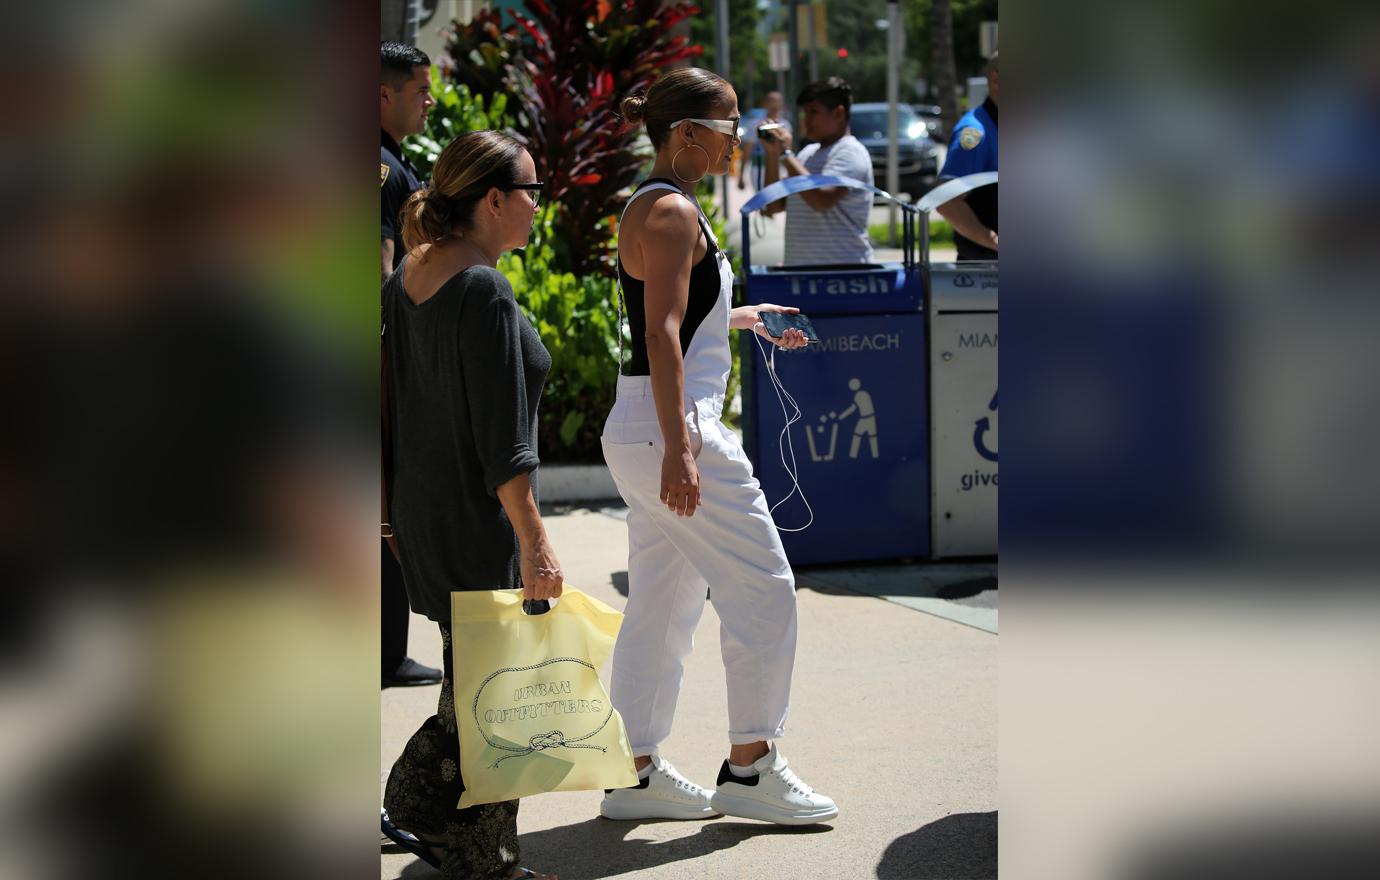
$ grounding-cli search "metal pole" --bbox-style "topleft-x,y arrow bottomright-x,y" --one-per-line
742,212 -> 752,271
787,0 -> 801,129
716,0 -> 731,79
807,3 -> 818,82
716,0 -> 731,218
921,210 -> 930,267
886,1 -> 900,246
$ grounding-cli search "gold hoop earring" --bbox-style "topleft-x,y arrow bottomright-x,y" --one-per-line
671,144 -> 710,184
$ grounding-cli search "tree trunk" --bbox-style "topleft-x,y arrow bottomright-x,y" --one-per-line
928,0 -> 959,138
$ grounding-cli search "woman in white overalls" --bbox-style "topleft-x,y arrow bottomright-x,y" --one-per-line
599,68 -> 838,826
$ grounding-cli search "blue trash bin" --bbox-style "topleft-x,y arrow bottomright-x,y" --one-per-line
738,175 -> 930,565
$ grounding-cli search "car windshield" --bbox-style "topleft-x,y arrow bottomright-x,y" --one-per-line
851,106 -> 919,138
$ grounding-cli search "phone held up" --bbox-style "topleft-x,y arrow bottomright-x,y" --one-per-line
760,311 -> 820,344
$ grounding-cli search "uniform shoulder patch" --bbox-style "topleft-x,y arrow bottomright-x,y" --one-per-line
380,163 -> 390,187
958,126 -> 984,150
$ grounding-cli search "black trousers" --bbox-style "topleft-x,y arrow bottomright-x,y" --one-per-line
382,537 -> 410,671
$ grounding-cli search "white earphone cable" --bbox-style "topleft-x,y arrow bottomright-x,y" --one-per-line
753,329 -> 813,532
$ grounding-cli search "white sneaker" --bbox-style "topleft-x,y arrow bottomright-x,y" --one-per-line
599,755 -> 718,820
709,744 -> 838,825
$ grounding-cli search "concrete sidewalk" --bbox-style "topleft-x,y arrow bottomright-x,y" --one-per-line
381,507 -> 997,880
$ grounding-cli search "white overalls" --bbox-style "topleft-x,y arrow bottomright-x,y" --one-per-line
601,183 -> 799,756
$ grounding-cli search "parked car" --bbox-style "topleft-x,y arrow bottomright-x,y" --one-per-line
849,102 -> 941,198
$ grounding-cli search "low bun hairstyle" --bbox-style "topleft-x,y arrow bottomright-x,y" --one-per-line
619,67 -> 730,150
619,95 -> 647,125
400,130 -> 524,254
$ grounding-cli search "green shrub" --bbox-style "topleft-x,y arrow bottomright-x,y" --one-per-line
499,203 -> 622,463
445,0 -> 704,280
402,71 -> 515,178
868,217 -> 955,248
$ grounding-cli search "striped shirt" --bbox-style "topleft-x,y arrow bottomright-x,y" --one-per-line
783,134 -> 874,265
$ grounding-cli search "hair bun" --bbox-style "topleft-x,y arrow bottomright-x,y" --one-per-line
620,95 -> 647,125
418,185 -> 452,222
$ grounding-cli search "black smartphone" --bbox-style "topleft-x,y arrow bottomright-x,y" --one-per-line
760,311 -> 819,343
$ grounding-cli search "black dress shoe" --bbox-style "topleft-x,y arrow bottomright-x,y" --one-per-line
382,657 -> 442,688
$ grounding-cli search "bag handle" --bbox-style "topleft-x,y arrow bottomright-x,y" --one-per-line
522,598 -> 551,615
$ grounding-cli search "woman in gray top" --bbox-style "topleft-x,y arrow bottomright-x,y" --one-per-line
381,130 -> 561,880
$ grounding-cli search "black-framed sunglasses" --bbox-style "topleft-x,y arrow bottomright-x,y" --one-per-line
505,181 -> 545,207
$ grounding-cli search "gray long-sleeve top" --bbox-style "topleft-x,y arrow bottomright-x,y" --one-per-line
384,262 -> 551,621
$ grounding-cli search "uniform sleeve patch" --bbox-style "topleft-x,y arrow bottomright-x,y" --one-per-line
380,163 -> 390,187
958,127 -> 983,150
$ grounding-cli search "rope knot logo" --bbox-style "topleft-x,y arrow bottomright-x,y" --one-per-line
472,657 -> 613,768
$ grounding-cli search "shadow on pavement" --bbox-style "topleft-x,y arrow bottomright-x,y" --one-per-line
937,576 -> 998,601
875,811 -> 997,879
396,857 -> 437,878
611,570 -> 628,597
1118,807 -> 1380,880
516,816 -> 833,880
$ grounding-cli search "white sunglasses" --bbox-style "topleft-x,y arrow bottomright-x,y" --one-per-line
672,117 -> 740,136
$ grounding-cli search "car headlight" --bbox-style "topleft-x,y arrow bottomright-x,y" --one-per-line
906,122 -> 924,140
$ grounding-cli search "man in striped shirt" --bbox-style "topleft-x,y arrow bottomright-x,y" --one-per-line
762,77 -> 875,265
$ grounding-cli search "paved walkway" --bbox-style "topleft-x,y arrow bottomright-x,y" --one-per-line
381,507 -> 997,880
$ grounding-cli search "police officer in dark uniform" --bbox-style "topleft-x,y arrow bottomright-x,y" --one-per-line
937,52 -> 999,260
381,41 -> 433,282
380,41 -> 440,688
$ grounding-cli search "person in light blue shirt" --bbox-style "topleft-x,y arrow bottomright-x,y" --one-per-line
737,90 -> 790,191
938,52 -> 998,260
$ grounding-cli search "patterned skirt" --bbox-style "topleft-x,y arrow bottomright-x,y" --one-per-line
384,623 -> 521,879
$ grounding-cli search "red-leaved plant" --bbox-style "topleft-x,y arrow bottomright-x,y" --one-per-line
446,0 -> 703,277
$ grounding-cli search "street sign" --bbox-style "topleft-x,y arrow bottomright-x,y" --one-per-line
980,21 -> 998,59
769,32 -> 790,72
795,3 -> 828,51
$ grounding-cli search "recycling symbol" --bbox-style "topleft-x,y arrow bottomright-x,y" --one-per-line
973,390 -> 998,462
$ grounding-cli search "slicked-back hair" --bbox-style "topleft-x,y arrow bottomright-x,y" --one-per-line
620,67 -> 732,150
382,41 -> 430,90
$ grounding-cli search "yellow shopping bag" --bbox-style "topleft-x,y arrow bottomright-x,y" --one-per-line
450,588 -> 638,808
